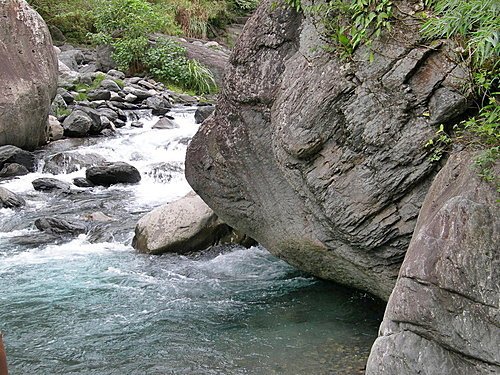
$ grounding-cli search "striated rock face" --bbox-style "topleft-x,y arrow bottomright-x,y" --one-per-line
0,0 -> 58,149
366,151 -> 499,374
185,0 -> 469,300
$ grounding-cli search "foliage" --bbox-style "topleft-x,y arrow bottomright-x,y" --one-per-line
74,73 -> 107,102
27,0 -> 97,42
282,0 -> 393,59
144,38 -> 217,94
424,124 -> 454,162
423,0 -> 499,185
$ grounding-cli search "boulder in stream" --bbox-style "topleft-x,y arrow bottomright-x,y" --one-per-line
86,162 -> 141,186
0,145 -> 35,172
43,152 -> 107,174
152,117 -> 178,130
35,217 -> 87,235
0,163 -> 29,178
133,191 -> 255,255
32,177 -> 71,193
0,187 -> 25,208
62,110 -> 93,137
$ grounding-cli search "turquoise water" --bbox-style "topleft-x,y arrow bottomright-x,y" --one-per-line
0,106 -> 384,374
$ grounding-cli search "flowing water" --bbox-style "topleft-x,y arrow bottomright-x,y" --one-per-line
0,107 -> 384,375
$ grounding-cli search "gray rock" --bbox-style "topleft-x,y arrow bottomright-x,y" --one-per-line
185,0 -> 470,300
429,87 -> 468,125
42,152 -> 107,174
62,110 -> 92,137
0,0 -> 58,149
123,87 -> 154,100
99,79 -> 122,92
366,151 -> 500,374
32,177 -> 71,192
35,217 -> 87,235
106,69 -> 125,80
73,177 -> 94,188
0,145 -> 35,171
57,88 -> 75,104
131,121 -> 143,128
124,93 -> 138,103
86,162 -> 141,186
77,107 -> 105,135
78,63 -> 97,74
152,117 -> 177,129
87,89 -> 111,101
145,96 -> 171,115
0,163 -> 29,178
59,49 -> 84,71
0,187 -> 25,208
96,45 -> 115,72
194,105 -> 215,124
96,108 -> 119,122
144,162 -> 183,183
47,115 -> 64,141
132,191 -> 255,254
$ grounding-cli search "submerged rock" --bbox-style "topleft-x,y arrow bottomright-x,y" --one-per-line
0,0 -> 58,149
185,0 -> 469,300
0,187 -> 25,208
366,151 -> 500,375
133,191 -> 255,254
86,162 -> 141,186
35,217 -> 87,235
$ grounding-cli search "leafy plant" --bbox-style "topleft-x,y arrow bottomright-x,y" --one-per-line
425,124 -> 454,162
423,0 -> 499,185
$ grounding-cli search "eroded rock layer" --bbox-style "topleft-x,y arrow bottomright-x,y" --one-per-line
185,0 -> 469,300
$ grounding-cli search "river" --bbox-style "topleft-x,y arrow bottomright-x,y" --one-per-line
0,106 -> 383,374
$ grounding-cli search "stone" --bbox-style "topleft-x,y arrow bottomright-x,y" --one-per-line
77,107 -> 105,135
0,145 -> 35,171
131,121 -> 143,128
0,163 -> 29,178
132,191 -> 255,254
87,89 -> 111,101
106,69 -> 125,80
99,79 -> 122,92
47,115 -> 64,141
0,187 -> 25,208
35,217 -> 87,235
185,0 -> 470,300
0,0 -> 58,149
73,177 -> 94,188
62,110 -> 92,137
152,117 -> 177,130
83,211 -> 114,222
144,162 -> 183,183
96,108 -> 119,122
124,93 -> 138,103
123,86 -> 154,100
96,45 -> 115,72
32,177 -> 71,192
145,96 -> 171,115
194,105 -> 215,124
86,162 -> 141,186
429,87 -> 469,125
366,151 -> 500,374
42,152 -> 107,174
57,88 -> 75,104
59,49 -> 84,71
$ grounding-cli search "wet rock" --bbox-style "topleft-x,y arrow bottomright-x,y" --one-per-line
0,0 -> 58,149
366,151 -> 500,375
123,87 -> 154,100
96,108 -> 119,122
0,163 -> 29,178
133,191 -> 254,254
62,110 -> 92,137
194,105 -> 215,124
145,96 -> 171,115
35,217 -> 87,235
124,93 -> 138,103
83,211 -> 114,222
144,162 -> 183,183
43,152 -> 107,174
0,187 -> 25,208
152,117 -> 177,129
185,0 -> 470,300
32,177 -> 71,192
73,177 -> 94,188
86,162 -> 141,186
131,121 -> 143,128
0,145 -> 35,171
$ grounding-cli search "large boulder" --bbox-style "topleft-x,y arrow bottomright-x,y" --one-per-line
0,145 -> 35,171
42,151 -> 107,174
86,162 -> 141,186
185,0 -> 469,300
366,151 -> 499,374
133,191 -> 255,254
0,0 -> 58,149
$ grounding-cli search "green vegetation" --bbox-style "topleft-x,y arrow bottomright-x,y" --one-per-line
422,0 -> 499,188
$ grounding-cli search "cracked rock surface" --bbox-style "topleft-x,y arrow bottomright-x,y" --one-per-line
366,150 -> 499,374
185,0 -> 469,300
